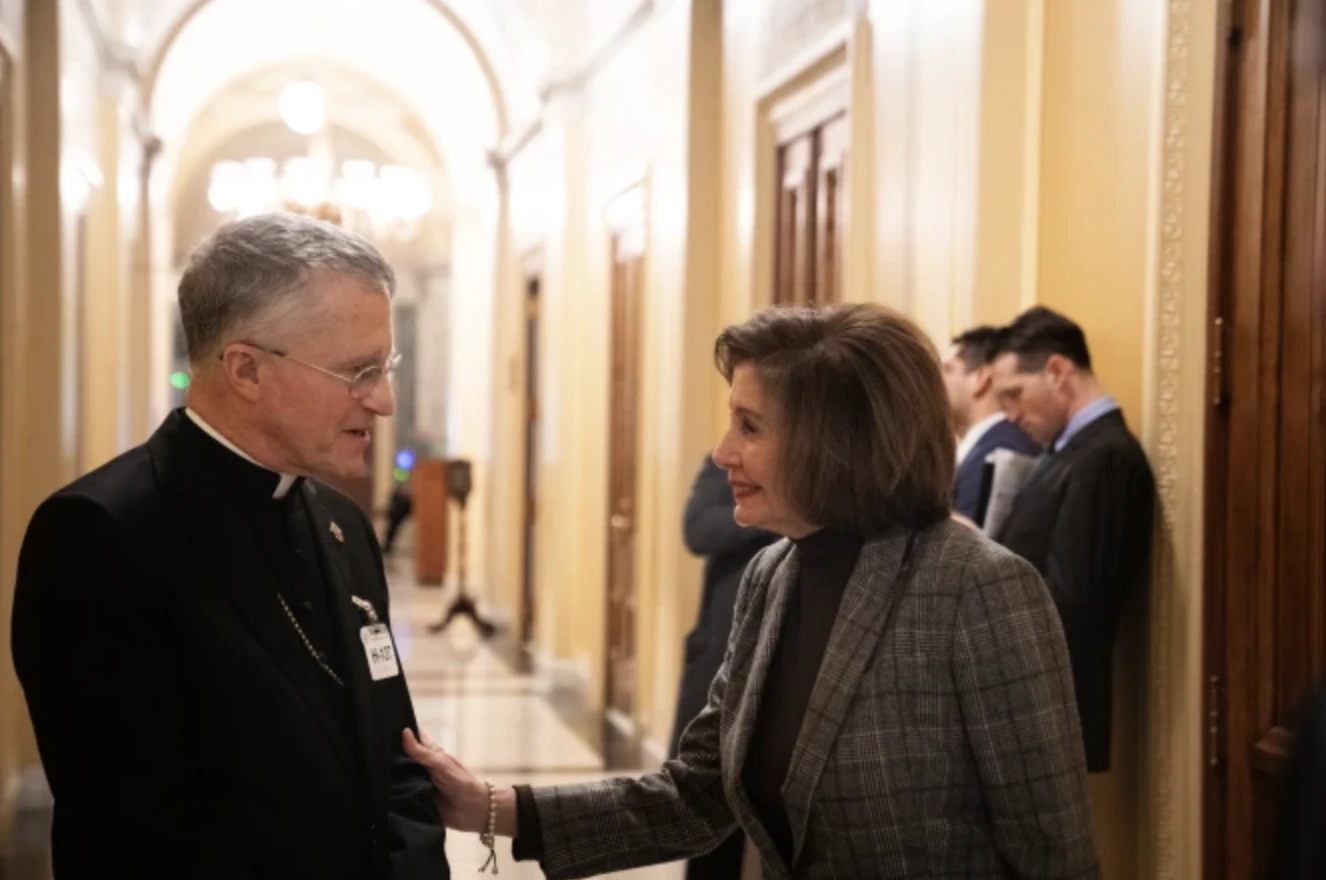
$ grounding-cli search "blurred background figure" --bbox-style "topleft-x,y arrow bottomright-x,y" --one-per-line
669,455 -> 776,880
941,326 -> 1039,526
1273,677 -> 1326,879
382,468 -> 413,555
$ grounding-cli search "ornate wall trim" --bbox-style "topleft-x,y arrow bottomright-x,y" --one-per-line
1149,0 -> 1203,876
758,0 -> 851,80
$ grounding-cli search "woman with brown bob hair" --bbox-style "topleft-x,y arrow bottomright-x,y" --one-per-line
405,304 -> 1100,878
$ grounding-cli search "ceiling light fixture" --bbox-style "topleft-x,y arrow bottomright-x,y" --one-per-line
279,80 -> 326,135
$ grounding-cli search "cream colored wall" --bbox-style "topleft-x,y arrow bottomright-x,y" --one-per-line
503,93 -> 586,681
1035,3 -> 1166,875
972,0 -> 1042,324
445,189 -> 500,594
0,0 -> 103,845
65,3 -> 141,472
500,0 -> 706,744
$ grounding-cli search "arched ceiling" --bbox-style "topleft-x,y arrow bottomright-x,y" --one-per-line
124,0 -> 557,125
147,0 -> 523,196
171,119 -> 453,271
169,60 -> 451,200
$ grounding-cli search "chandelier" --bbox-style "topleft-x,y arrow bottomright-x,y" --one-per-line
206,80 -> 434,241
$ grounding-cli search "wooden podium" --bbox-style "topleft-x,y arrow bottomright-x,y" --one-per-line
412,459 -> 448,585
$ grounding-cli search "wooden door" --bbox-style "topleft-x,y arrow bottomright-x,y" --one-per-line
520,274 -> 540,647
412,458 -> 448,586
605,229 -> 644,720
774,132 -> 815,307
1205,0 -> 1326,875
772,112 -> 847,307
322,433 -> 375,517
815,114 -> 848,307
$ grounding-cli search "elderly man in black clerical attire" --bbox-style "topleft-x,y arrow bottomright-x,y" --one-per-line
12,213 -> 447,878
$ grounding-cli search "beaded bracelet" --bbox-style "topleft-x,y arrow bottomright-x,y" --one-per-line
479,781 -> 499,874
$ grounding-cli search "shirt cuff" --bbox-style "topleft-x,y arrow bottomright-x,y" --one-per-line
511,784 -> 544,862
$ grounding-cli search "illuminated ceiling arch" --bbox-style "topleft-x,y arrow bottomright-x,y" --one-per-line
141,0 -> 550,195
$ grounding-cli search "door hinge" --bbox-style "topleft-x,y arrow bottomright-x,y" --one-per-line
1211,315 -> 1229,408
1209,674 -> 1225,767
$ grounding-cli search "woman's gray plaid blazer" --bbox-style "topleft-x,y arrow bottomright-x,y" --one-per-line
525,520 -> 1101,878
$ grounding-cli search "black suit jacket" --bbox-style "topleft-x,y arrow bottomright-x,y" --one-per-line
669,457 -> 776,757
11,411 -> 447,879
1274,678 -> 1326,879
993,409 -> 1154,772
952,418 -> 1040,525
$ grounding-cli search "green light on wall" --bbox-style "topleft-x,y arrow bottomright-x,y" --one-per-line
170,371 -> 191,390
393,468 -> 409,483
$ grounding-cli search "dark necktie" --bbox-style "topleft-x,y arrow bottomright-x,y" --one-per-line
1028,448 -> 1056,483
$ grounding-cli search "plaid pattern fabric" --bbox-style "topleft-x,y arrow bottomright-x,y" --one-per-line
530,520 -> 1100,879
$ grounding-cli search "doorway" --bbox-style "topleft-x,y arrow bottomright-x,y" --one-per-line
520,272 -> 541,650
773,111 -> 847,307
605,213 -> 645,724
1204,0 -> 1326,875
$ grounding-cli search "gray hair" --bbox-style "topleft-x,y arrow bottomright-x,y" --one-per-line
178,212 -> 396,363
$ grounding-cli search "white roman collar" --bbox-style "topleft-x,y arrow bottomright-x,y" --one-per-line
184,408 -> 300,499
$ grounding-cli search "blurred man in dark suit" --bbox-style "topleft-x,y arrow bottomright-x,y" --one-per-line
942,326 -> 1039,526
1274,677 -> 1326,879
989,306 -> 1155,773
670,455 -> 776,879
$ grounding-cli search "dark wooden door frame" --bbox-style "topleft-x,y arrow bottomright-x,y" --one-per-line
772,110 -> 847,308
604,205 -> 645,724
519,272 -> 540,650
1203,0 -> 1326,874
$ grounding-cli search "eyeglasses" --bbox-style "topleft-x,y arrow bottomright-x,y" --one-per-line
229,343 -> 402,400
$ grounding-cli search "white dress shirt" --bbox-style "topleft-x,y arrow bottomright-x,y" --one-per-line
185,408 -> 299,499
955,411 -> 1008,466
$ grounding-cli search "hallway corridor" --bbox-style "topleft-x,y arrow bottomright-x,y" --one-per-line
0,0 -> 1253,876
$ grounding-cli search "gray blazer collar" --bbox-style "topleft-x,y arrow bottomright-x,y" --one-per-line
726,526 -> 919,874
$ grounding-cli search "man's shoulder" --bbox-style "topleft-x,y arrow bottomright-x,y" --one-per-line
46,442 -> 158,519
20,444 -> 163,572
1064,415 -> 1153,476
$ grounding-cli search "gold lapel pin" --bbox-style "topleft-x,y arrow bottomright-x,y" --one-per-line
330,521 -> 344,543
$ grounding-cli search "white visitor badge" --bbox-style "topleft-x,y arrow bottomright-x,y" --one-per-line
360,624 -> 401,680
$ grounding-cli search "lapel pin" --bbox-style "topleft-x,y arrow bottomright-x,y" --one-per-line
350,595 -> 380,624
330,521 -> 344,543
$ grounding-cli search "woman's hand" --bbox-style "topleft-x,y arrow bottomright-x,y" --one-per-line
402,729 -> 491,833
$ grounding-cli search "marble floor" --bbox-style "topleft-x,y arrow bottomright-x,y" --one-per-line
387,561 -> 682,879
